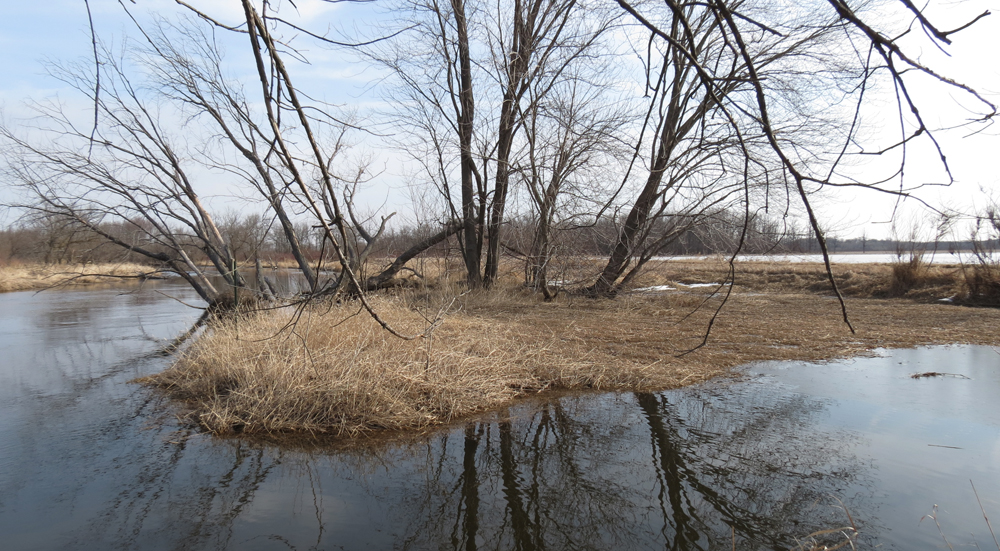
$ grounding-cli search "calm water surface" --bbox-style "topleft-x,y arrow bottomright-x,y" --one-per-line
0,282 -> 998,550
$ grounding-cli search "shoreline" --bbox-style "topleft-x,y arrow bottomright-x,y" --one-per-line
139,278 -> 1000,439
0,262 -> 163,294
8,258 -> 995,439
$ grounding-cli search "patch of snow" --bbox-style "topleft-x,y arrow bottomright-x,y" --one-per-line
651,252 -> 993,265
681,282 -> 723,288
632,285 -> 677,292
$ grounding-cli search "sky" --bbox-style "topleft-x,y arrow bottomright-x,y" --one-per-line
1,0 -> 999,239
0,0 -> 383,223
821,0 -> 1000,239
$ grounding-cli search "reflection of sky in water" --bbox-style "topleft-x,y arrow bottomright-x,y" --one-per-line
749,347 -> 1000,550
0,283 -> 998,550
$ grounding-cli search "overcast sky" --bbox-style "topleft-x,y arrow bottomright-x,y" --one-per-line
2,0 -> 998,239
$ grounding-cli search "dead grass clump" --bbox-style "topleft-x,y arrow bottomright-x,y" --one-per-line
889,254 -> 927,296
959,263 -> 1000,307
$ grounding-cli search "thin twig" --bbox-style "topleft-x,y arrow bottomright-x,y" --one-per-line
920,504 -> 956,551
972,480 -> 1000,551
83,0 -> 100,158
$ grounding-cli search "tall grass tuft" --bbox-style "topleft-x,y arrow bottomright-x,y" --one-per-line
959,207 -> 1000,306
960,262 -> 1000,306
889,252 -> 926,296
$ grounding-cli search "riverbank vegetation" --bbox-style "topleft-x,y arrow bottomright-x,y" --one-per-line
140,258 -> 1000,436
0,261 -> 163,293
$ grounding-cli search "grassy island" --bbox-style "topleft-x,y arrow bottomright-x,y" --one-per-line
139,259 -> 1000,438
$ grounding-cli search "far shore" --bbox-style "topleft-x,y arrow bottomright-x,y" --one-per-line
0,262 -> 164,294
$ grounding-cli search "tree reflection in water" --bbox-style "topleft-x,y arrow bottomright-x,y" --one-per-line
71,388 -> 879,550
381,390 -> 876,551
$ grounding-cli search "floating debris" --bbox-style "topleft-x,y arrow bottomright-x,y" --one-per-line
909,372 -> 971,379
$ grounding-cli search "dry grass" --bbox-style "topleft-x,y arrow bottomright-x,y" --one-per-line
959,261 -> 1000,307
889,254 -> 928,296
141,291 -> 680,437
393,255 -> 969,301
0,262 -> 162,293
141,267 -> 1000,438
623,257 -> 966,300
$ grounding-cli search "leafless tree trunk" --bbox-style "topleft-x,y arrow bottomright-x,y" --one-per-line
520,76 -> 629,297
365,221 -> 463,290
586,6 -> 748,297
444,0 -> 484,288
0,45 -> 257,304
481,0 -> 603,286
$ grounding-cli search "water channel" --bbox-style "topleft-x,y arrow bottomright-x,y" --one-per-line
1,281 -> 997,550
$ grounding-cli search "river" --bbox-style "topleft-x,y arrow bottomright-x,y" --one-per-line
0,281 -> 997,550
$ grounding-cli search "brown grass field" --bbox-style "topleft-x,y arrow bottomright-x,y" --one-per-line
0,262 -> 161,293
140,257 -> 1000,438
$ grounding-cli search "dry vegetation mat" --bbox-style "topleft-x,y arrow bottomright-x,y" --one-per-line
626,258 -> 967,300
0,262 -> 158,293
141,275 -> 1000,438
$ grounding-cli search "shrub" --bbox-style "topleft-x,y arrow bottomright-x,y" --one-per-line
889,253 -> 926,296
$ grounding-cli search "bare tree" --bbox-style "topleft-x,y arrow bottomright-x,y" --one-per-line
519,75 -> 631,298
480,0 -> 619,287
2,46 -> 247,305
141,20 -> 323,290
581,0 -> 830,297
369,0 -> 619,288
602,0 -> 996,329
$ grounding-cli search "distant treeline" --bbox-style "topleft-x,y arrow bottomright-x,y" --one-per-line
3,209 -> 992,268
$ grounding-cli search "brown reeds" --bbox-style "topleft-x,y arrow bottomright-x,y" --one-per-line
959,261 -> 1000,306
890,253 -> 927,296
